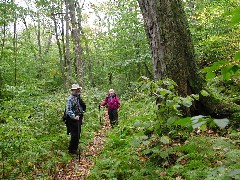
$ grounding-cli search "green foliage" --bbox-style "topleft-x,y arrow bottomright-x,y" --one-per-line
186,0 -> 240,68
87,0 -> 152,94
89,90 -> 240,179
0,87 -> 104,179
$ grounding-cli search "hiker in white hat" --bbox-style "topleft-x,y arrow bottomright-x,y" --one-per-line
65,84 -> 86,155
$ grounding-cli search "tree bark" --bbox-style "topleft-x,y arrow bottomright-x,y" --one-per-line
76,1 -> 93,86
138,0 -> 205,116
52,14 -> 67,91
138,0 -> 203,98
13,8 -> 17,86
1,0 -> 7,62
65,0 -> 84,87
22,17 -> 37,61
137,0 -> 239,118
64,4 -> 72,86
44,31 -> 52,55
0,0 -> 7,97
37,13 -> 43,64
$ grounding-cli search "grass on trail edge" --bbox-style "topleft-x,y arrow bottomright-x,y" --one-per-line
0,89 -> 239,179
88,98 -> 240,180
0,89 -> 104,179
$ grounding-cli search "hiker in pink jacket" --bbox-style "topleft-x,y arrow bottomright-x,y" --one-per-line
100,89 -> 120,127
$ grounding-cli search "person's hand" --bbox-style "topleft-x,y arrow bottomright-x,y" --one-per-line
75,115 -> 80,120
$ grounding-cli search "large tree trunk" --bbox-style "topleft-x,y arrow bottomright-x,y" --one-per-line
137,0 -> 238,119
65,0 -> 84,87
138,0 -> 204,115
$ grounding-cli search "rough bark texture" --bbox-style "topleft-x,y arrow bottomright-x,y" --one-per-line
138,0 -> 202,98
66,0 -> 84,87
137,0 -> 238,118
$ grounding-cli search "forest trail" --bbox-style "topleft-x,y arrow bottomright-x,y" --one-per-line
55,111 -> 111,180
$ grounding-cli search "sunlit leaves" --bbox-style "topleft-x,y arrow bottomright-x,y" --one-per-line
213,118 -> 229,129
200,90 -> 209,97
160,136 -> 170,144
201,59 -> 240,81
225,5 -> 240,25
174,115 -> 229,129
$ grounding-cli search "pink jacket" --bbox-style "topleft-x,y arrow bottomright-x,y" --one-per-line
101,94 -> 120,110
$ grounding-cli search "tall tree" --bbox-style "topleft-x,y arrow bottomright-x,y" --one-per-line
52,13 -> 67,91
138,0 -> 203,115
65,0 -> 84,87
13,4 -> 17,86
76,1 -> 93,86
37,13 -> 43,64
64,4 -> 72,86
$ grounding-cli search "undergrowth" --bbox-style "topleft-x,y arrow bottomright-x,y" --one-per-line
0,87 -> 103,179
88,80 -> 240,180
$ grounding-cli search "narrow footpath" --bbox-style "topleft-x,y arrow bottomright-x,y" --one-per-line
55,112 -> 110,180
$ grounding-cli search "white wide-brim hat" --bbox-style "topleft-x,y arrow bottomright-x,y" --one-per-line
71,84 -> 82,90
109,89 -> 114,93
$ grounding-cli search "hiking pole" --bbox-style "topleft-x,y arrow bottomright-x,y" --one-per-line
98,105 -> 102,124
78,116 -> 81,162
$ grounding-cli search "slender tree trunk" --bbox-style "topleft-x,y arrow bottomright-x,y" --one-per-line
0,0 -> 7,97
52,14 -> 67,91
37,13 -> 43,64
64,5 -> 72,86
1,0 -> 7,62
138,0 -> 203,115
60,13 -> 68,91
65,0 -> 84,87
76,1 -> 93,86
13,9 -> 17,86
22,17 -> 37,61
44,31 -> 52,55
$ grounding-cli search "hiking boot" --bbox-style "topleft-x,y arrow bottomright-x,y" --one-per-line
68,150 -> 80,155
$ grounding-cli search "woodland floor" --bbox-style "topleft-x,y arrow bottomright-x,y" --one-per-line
55,111 -> 110,180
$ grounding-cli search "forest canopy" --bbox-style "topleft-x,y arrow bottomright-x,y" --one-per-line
0,0 -> 239,179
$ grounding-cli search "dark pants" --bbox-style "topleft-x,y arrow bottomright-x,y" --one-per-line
68,117 -> 82,151
108,109 -> 118,127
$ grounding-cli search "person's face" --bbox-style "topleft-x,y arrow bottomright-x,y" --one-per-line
72,89 -> 80,95
109,91 -> 114,96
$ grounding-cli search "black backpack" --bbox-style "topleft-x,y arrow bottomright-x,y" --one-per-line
62,94 -> 86,135
62,109 -> 71,135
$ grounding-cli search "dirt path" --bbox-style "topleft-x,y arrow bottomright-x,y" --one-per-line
55,112 -> 110,180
